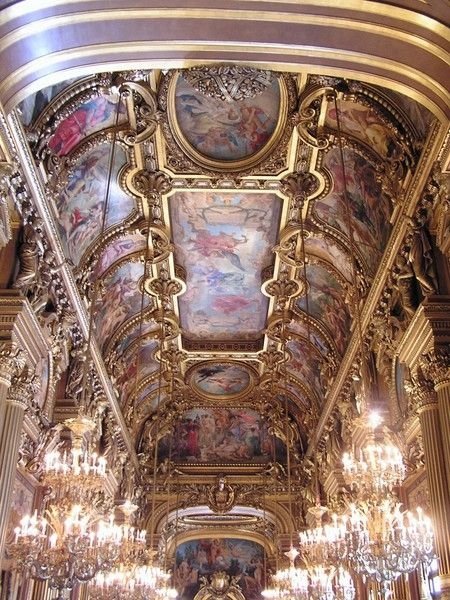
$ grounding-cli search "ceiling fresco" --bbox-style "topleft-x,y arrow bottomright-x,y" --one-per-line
15,65 -> 437,560
173,72 -> 280,162
169,191 -> 282,343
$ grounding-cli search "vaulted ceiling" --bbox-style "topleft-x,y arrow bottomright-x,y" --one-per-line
1,1 -> 449,595
14,66 -> 436,479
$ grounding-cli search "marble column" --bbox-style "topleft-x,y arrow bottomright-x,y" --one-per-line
0,370 -> 37,560
420,348 -> 450,496
411,372 -> 450,600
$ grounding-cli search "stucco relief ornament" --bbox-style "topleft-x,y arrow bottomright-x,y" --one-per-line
182,66 -> 274,102
207,475 -> 236,514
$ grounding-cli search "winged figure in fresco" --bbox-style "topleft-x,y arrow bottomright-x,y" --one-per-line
190,230 -> 247,271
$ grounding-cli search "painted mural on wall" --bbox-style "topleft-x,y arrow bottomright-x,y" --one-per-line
94,260 -> 151,351
313,147 -> 392,274
174,74 -> 280,161
305,236 -> 353,283
289,318 -> 332,357
189,362 -> 252,398
94,231 -> 146,278
159,407 -> 286,464
48,94 -> 126,156
170,191 -> 281,341
325,101 -> 396,159
57,145 -> 135,265
175,538 -> 265,600
115,338 -> 159,406
286,339 -> 323,397
295,263 -> 350,356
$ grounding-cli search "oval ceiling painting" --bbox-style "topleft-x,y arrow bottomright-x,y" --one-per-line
189,362 -> 253,399
169,68 -> 286,169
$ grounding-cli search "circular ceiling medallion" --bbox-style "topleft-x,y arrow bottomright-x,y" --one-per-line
188,362 -> 254,399
167,68 -> 288,171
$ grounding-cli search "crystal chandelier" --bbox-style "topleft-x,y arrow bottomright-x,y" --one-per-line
89,564 -> 177,600
9,416 -> 120,598
341,416 -> 435,596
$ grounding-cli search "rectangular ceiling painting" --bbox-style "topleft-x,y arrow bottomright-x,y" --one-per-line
169,191 -> 282,341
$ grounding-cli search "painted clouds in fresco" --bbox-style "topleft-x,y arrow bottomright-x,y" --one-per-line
175,538 -> 266,600
57,145 -> 135,266
175,75 -> 280,161
296,263 -> 351,356
314,147 -> 392,274
170,192 -> 281,341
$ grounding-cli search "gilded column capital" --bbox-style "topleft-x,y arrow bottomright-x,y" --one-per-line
0,344 -> 26,387
7,368 -> 40,410
404,367 -> 438,414
420,347 -> 450,389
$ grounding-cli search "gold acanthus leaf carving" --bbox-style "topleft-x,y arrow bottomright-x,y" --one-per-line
182,65 -> 274,102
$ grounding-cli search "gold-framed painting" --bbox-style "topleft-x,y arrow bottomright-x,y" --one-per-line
163,67 -> 293,172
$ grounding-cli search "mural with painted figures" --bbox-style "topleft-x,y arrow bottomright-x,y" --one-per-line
170,192 -> 282,341
48,94 -> 126,156
94,261 -> 151,351
175,538 -> 266,600
296,263 -> 351,356
174,74 -> 280,161
305,235 -> 353,282
115,339 -> 159,407
94,231 -> 146,278
286,339 -> 324,397
57,145 -> 135,265
325,100 -> 396,159
190,363 -> 252,398
313,147 -> 392,273
159,407 -> 286,464
289,318 -> 332,357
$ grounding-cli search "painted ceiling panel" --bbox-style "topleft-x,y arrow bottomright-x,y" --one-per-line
174,73 -> 281,161
56,144 -> 135,266
314,147 -> 392,274
94,260 -> 151,351
170,191 -> 282,342
296,264 -> 351,357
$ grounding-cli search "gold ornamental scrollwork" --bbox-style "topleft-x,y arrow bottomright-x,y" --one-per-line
207,475 -> 236,514
182,66 -> 274,102
0,344 -> 27,386
144,266 -> 185,310
404,366 -> 437,415
195,572 -> 246,600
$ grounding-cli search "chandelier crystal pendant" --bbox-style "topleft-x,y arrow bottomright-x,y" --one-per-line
341,416 -> 435,595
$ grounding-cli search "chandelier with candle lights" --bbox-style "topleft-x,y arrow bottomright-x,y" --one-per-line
9,415 -> 120,599
341,420 -> 435,594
